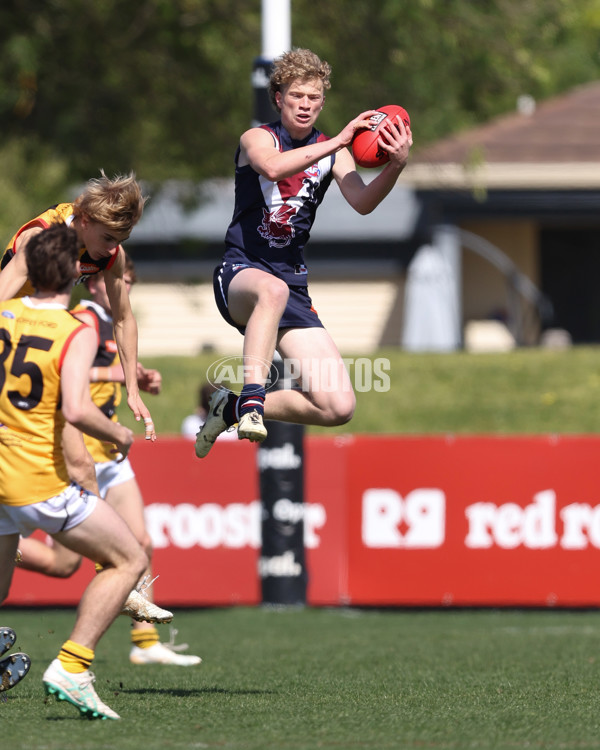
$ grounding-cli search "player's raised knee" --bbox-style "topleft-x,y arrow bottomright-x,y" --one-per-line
141,532 -> 153,560
130,548 -> 149,581
259,275 -> 289,311
50,556 -> 82,578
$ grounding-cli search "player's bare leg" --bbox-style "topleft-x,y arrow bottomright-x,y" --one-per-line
41,501 -> 147,720
52,499 -> 147,648
196,281 -> 355,456
105,479 -> 199,665
0,534 -> 20,604
228,271 -> 357,427
228,268 -> 288,442
227,268 -> 289,377
266,326 -> 356,425
105,477 -> 160,621
15,536 -> 82,577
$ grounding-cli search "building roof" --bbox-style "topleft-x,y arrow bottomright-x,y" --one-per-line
403,80 -> 600,190
128,176 -> 420,246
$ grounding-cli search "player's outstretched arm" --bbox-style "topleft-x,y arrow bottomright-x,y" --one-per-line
103,255 -> 156,441
61,326 -> 134,459
241,110 -> 377,183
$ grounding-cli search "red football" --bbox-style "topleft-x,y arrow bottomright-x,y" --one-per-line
351,105 -> 411,168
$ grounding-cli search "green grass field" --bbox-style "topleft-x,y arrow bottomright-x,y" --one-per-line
120,347 -> 600,437
6,347 -> 600,747
3,607 -> 600,749
5,348 -> 600,747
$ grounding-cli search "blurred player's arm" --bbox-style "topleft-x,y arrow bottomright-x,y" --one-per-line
88,361 -> 162,395
103,250 -> 156,440
0,227 -> 42,300
74,307 -> 161,395
61,324 -> 134,459
61,422 -> 99,496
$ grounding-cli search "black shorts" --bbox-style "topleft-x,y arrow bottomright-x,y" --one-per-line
213,261 -> 324,334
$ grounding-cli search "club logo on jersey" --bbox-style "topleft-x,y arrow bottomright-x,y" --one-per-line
258,204 -> 297,248
304,164 -> 321,180
79,262 -> 101,274
1,311 -> 15,319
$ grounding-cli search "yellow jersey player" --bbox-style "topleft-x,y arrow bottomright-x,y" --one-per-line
0,171 -> 154,438
17,256 -> 200,666
0,224 -> 145,720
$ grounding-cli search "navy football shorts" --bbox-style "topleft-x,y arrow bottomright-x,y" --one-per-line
213,261 -> 324,334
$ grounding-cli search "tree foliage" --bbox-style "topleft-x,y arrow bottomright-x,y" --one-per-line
292,0 -> 600,145
1,0 -> 600,238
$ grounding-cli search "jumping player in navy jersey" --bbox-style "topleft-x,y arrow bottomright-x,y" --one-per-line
196,48 -> 412,458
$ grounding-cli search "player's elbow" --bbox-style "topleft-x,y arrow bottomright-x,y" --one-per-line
261,165 -> 283,183
61,402 -> 86,427
346,195 -> 376,216
354,199 -> 378,216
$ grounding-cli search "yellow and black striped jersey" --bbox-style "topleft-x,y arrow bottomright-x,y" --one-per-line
0,297 -> 87,505
72,300 -> 122,464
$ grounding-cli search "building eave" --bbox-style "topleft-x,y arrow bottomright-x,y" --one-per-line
402,162 -> 600,191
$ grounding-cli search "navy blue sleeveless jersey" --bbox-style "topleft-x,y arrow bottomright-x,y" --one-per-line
223,120 -> 335,285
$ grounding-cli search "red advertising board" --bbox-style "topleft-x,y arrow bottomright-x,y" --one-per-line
343,435 -> 600,606
7,434 -> 600,608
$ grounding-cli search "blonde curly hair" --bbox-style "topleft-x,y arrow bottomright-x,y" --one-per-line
73,170 -> 147,234
269,48 -> 332,110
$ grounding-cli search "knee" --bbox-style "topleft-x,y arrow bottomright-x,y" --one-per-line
258,277 -> 289,312
133,548 -> 149,580
49,556 -> 82,578
140,532 -> 153,561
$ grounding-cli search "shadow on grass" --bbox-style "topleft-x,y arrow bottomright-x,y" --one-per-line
43,686 -> 274,721
117,685 -> 274,697
45,716 -> 106,722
